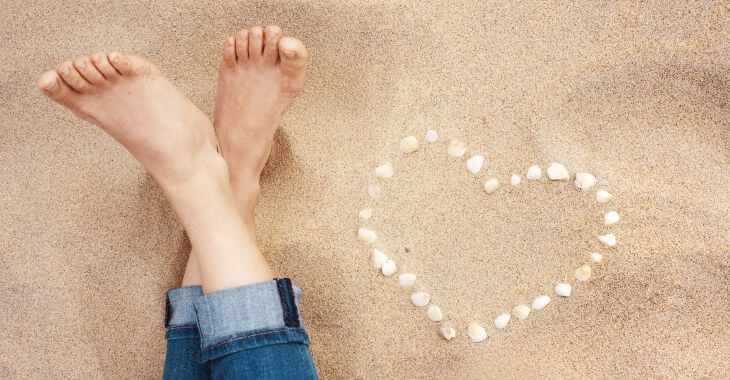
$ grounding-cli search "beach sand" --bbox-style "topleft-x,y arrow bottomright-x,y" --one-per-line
1,0 -> 728,378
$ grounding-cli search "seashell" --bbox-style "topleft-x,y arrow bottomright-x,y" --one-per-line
371,249 -> 388,269
555,283 -> 572,297
512,304 -> 531,320
381,259 -> 397,277
598,233 -> 617,247
532,295 -> 551,310
425,130 -> 439,143
399,136 -> 420,154
439,325 -> 456,340
467,321 -> 487,342
447,139 -> 467,158
575,265 -> 592,282
604,211 -> 620,225
546,162 -> 570,180
494,313 -> 511,329
357,228 -> 377,244
483,178 -> 500,194
466,155 -> 484,174
367,184 -> 382,199
427,304 -> 443,322
574,172 -> 596,191
526,165 -> 542,180
596,190 -> 613,203
374,162 -> 394,179
398,273 -> 417,288
510,173 -> 521,186
359,208 -> 373,219
410,292 -> 431,307
591,252 -> 603,263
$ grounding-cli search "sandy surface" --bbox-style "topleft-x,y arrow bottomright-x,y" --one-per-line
1,0 -> 729,378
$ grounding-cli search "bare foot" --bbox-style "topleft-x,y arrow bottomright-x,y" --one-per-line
214,25 -> 308,203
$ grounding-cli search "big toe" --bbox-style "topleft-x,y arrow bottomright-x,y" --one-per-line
108,52 -> 154,76
278,36 -> 308,76
37,70 -> 77,105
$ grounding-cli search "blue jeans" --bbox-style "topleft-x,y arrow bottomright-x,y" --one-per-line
162,279 -> 318,379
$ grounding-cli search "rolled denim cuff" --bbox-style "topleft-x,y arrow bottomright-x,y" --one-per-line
193,278 -> 304,350
165,286 -> 203,328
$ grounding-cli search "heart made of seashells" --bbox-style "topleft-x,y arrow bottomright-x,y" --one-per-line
357,131 -> 619,343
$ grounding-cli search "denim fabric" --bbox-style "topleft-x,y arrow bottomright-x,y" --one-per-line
163,279 -> 318,380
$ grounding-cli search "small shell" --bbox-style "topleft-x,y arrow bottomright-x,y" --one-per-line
532,295 -> 551,310
399,136 -> 420,154
374,162 -> 394,179
466,155 -> 484,174
427,304 -> 443,322
425,130 -> 439,143
596,190 -> 613,203
555,283 -> 572,297
575,265 -> 592,282
447,139 -> 467,158
494,313 -> 511,329
439,325 -> 456,340
574,172 -> 596,191
371,249 -> 388,269
526,165 -> 542,180
367,184 -> 382,199
598,233 -> 617,247
467,321 -> 487,342
546,162 -> 570,180
357,228 -> 377,244
510,173 -> 521,186
359,208 -> 373,219
604,211 -> 620,225
410,292 -> 431,307
513,304 -> 531,320
381,259 -> 397,277
591,252 -> 603,263
398,273 -> 417,288
483,178 -> 500,194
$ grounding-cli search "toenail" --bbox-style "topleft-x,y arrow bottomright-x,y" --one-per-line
281,49 -> 295,57
77,60 -> 86,68
60,66 -> 70,74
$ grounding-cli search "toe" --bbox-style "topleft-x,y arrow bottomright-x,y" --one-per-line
91,52 -> 121,80
38,70 -> 78,105
248,27 -> 263,60
262,25 -> 282,65
57,61 -> 93,93
278,36 -> 308,76
222,36 -> 236,67
74,56 -> 106,85
109,52 -> 148,76
235,29 -> 248,62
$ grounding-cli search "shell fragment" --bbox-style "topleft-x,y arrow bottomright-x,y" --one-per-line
371,249 -> 388,269
359,208 -> 373,219
467,321 -> 487,342
591,252 -> 603,263
358,228 -> 377,244
546,162 -> 570,180
447,139 -> 467,158
466,155 -> 484,174
439,325 -> 456,340
604,211 -> 620,225
375,162 -> 394,179
427,304 -> 443,322
483,178 -> 500,194
596,190 -> 613,203
513,304 -> 531,320
399,136 -> 420,154
575,265 -> 592,282
367,184 -> 382,199
532,295 -> 551,310
526,165 -> 542,180
425,130 -> 439,143
598,233 -> 617,247
410,292 -> 431,307
555,283 -> 572,297
399,273 -> 417,288
574,172 -> 596,191
494,313 -> 511,329
510,173 -> 521,186
381,260 -> 397,276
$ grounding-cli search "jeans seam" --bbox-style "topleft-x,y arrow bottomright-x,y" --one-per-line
167,325 -> 198,330
201,328 -> 307,353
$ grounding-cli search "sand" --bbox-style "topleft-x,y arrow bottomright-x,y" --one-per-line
1,0 -> 728,378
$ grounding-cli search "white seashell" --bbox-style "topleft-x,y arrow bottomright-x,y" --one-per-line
447,139 -> 467,158
596,190 -> 613,203
555,283 -> 572,297
381,260 -> 397,277
510,173 -> 521,186
399,136 -> 420,154
513,304 -> 531,320
604,211 -> 620,225
591,252 -> 603,263
367,184 -> 382,199
575,265 -> 592,282
374,163 -> 394,179
427,304 -> 443,322
371,249 -> 388,269
425,130 -> 439,143
526,165 -> 542,180
466,155 -> 484,174
532,295 -> 551,310
467,321 -> 487,342
359,208 -> 373,220
546,162 -> 570,180
398,273 -> 417,288
439,325 -> 456,340
357,228 -> 377,244
598,233 -> 617,247
494,313 -> 511,329
574,172 -> 596,191
483,178 -> 500,194
410,292 -> 431,307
